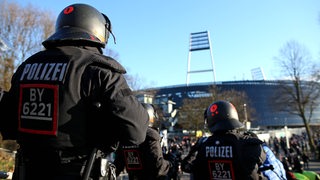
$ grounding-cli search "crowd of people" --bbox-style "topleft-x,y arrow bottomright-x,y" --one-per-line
266,134 -> 320,180
0,2 -> 319,180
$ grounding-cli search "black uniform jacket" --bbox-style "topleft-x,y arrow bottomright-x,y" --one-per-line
1,46 -> 149,154
114,127 -> 171,180
182,131 -> 266,180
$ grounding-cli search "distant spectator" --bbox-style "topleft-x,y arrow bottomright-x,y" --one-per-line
281,157 -> 296,180
302,153 -> 309,169
280,137 -> 288,155
273,137 -> 280,155
165,144 -> 182,180
317,140 -> 320,160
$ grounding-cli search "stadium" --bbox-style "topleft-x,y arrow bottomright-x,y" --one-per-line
137,31 -> 320,133
139,80 -> 320,130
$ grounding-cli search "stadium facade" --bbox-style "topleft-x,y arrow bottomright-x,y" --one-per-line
139,80 -> 320,129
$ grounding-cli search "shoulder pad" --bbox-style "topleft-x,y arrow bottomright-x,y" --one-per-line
198,136 -> 208,144
92,55 -> 127,74
241,134 -> 264,145
193,137 -> 207,148
146,128 -> 160,141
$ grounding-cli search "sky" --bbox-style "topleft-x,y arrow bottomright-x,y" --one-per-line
14,0 -> 320,88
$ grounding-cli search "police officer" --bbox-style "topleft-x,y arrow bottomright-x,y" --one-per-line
114,103 -> 172,180
0,3 -> 149,180
181,100 -> 266,180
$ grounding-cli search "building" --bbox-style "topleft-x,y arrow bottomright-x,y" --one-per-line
139,80 -> 320,130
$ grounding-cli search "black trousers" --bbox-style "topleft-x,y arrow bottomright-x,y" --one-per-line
13,149 -> 86,180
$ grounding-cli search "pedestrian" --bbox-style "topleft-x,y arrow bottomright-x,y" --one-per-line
302,152 -> 309,169
317,140 -> 320,160
113,103 -> 172,180
281,157 -> 296,180
280,137 -> 288,155
165,144 -> 182,180
181,100 -> 267,179
273,137 -> 281,156
0,3 -> 149,180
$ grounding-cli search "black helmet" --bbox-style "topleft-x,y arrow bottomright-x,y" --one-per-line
142,103 -> 159,128
42,3 -> 113,48
205,100 -> 243,133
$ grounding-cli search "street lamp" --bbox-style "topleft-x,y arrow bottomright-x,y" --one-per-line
243,104 -> 250,130
284,118 -> 290,149
243,104 -> 248,122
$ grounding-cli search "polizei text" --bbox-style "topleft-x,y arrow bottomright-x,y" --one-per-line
20,63 -> 68,82
206,146 -> 233,158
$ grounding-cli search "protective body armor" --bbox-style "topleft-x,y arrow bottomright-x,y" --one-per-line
114,127 -> 171,180
191,131 -> 266,180
9,46 -> 125,150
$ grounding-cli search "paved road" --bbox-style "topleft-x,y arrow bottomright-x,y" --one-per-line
305,159 -> 320,174
118,159 -> 320,180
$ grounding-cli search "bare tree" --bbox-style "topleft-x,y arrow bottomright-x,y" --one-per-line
125,72 -> 158,91
0,0 -> 55,90
178,95 -> 210,133
179,85 -> 253,133
273,40 -> 320,151
206,85 -> 254,123
0,0 -> 55,151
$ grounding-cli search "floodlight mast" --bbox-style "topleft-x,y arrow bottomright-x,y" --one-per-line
186,31 -> 215,86
251,67 -> 266,80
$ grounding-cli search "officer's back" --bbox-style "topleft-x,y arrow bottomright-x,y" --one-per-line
114,103 -> 172,180
182,100 -> 266,180
0,3 -> 149,180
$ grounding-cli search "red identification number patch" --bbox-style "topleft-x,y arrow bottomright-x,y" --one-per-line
18,84 -> 58,135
